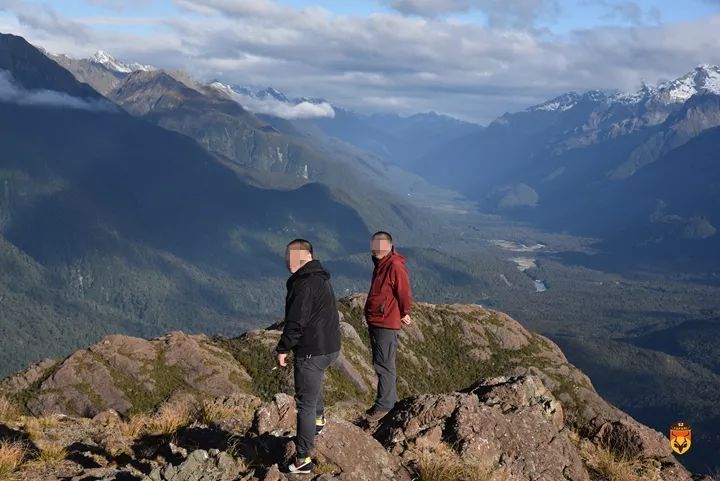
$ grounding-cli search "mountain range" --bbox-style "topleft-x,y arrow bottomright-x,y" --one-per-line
410,64 -> 720,271
1,34 -> 493,381
0,33 -> 373,376
49,49 -> 484,242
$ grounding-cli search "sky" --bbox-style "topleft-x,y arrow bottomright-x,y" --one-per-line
0,0 -> 719,123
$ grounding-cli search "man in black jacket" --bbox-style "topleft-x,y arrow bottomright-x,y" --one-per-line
275,238 -> 341,475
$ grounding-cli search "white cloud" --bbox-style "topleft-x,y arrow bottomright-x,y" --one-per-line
0,69 -> 117,111
85,0 -> 151,11
381,0 -> 469,17
585,0 -> 662,26
381,0 -> 560,28
223,88 -> 335,119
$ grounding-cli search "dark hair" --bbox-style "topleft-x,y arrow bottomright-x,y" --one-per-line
286,238 -> 314,256
371,231 -> 393,242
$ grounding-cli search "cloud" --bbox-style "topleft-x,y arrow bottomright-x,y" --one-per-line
221,87 -> 335,119
587,0 -> 662,26
382,0 -> 469,17
85,0 -> 151,10
380,0 -> 559,28
0,69 -> 117,111
2,0 -> 720,123
1,0 -> 93,41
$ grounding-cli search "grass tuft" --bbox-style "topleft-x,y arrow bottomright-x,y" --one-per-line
579,437 -> 661,481
193,397 -> 255,426
0,441 -> 26,479
0,396 -> 21,424
119,398 -> 195,439
314,462 -> 339,475
36,442 -> 67,466
411,443 -> 506,481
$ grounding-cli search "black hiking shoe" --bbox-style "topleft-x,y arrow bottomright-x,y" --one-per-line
287,456 -> 315,474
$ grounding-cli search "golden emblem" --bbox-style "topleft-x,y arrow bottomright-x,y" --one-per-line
669,421 -> 691,455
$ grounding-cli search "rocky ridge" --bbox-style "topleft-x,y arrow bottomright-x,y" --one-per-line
0,295 -> 711,481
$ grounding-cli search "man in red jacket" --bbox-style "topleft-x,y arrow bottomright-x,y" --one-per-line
363,231 -> 413,421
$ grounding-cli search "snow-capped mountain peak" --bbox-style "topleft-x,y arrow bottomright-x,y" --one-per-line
610,64 -> 720,107
90,50 -> 156,74
609,83 -> 656,105
652,64 -> 720,104
207,81 -> 335,119
208,81 -> 235,96
528,92 -> 581,112
582,89 -> 608,103
530,64 -> 720,113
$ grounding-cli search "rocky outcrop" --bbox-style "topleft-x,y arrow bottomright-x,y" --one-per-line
3,373 -> 701,481
306,418 -> 412,481
2,331 -> 251,417
6,374 -> 707,481
376,375 -> 587,481
375,374 -> 694,481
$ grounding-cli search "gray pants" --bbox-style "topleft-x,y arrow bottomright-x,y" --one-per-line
369,327 -> 399,412
293,351 -> 339,458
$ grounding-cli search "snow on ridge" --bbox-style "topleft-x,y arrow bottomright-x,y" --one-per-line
531,65 -> 720,113
90,50 -> 156,74
528,92 -> 581,112
651,64 -> 720,103
612,64 -> 720,106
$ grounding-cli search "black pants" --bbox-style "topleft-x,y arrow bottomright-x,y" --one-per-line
293,351 -> 339,458
369,326 -> 399,411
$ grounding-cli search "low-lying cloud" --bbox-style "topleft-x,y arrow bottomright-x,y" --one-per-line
0,69 -> 117,111
223,89 -> 335,119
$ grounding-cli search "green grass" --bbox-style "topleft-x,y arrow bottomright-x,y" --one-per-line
323,364 -> 369,406
86,347 -> 188,415
212,335 -> 292,401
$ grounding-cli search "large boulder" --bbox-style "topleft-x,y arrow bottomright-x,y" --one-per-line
376,375 -> 589,481
251,396 -> 410,481
311,418 -> 411,481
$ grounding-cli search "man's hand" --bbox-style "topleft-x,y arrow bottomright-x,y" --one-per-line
401,314 -> 412,326
276,352 -> 288,367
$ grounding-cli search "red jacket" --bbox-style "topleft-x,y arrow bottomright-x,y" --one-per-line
364,247 -> 413,329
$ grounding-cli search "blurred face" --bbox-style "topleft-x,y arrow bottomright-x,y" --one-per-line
371,236 -> 392,259
286,246 -> 312,274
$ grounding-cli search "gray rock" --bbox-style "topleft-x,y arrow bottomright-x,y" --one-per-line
147,449 -> 245,481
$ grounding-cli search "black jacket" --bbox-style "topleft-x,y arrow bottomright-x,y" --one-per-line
275,259 -> 341,357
